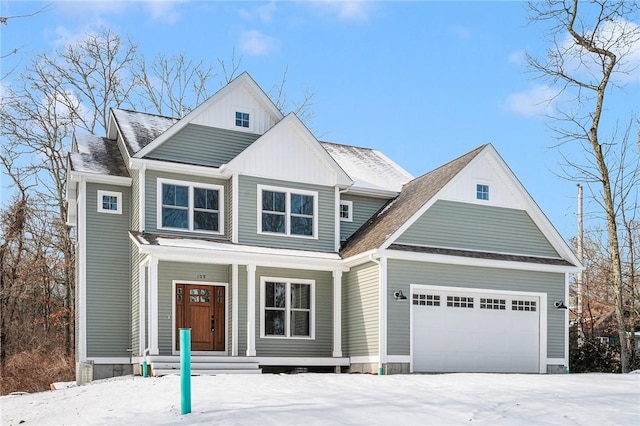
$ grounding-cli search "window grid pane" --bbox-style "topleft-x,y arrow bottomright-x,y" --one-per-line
102,195 -> 118,211
235,111 -> 250,128
476,184 -> 489,200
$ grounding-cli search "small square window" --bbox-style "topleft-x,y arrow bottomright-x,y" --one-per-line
235,111 -> 250,128
97,190 -> 122,214
339,200 -> 353,222
477,184 -> 489,200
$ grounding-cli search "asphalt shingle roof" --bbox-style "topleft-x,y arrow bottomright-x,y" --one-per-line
340,145 -> 487,258
68,133 -> 129,177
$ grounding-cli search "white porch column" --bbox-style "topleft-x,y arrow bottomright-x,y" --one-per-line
138,261 -> 147,356
246,264 -> 256,357
149,257 -> 159,355
232,263 -> 239,356
333,270 -> 343,358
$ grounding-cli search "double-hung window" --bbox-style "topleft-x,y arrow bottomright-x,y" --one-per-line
258,185 -> 317,238
158,179 -> 223,234
261,278 -> 314,339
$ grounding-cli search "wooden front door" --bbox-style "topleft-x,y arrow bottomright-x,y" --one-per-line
175,284 -> 225,351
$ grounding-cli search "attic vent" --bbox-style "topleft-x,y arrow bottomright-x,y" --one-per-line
235,111 -> 250,128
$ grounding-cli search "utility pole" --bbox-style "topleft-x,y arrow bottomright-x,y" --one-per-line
577,184 -> 584,337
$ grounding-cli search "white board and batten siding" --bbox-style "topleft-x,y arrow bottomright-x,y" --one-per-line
191,83 -> 279,135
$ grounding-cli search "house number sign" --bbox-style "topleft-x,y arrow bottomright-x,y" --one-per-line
196,274 -> 206,280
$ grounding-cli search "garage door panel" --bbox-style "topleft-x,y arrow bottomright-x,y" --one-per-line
412,289 -> 540,373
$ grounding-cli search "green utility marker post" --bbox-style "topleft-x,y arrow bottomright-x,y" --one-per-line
180,328 -> 192,415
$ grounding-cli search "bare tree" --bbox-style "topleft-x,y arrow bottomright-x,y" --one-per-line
132,53 -> 216,117
527,0 -> 640,371
269,66 -> 316,127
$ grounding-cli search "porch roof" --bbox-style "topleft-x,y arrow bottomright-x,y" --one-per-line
129,232 -> 347,271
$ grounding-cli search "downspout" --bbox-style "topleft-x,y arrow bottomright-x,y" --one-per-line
369,252 -> 385,375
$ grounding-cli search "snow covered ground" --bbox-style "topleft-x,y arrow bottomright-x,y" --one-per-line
1,372 -> 639,425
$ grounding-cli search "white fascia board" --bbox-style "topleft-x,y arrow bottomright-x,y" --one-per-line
383,247 -> 581,274
342,249 -> 380,268
341,186 -> 399,199
69,171 -> 132,187
134,73 -> 283,159
129,237 -> 347,272
128,157 -> 226,179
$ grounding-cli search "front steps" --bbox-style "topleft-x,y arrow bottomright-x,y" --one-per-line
146,356 -> 262,376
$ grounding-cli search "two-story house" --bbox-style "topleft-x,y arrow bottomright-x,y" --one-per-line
66,72 -> 581,382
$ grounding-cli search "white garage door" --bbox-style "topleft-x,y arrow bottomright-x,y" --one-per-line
412,288 -> 540,373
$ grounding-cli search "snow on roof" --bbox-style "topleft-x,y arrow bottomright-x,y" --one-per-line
112,109 -> 178,155
321,142 -> 413,194
69,133 -> 129,177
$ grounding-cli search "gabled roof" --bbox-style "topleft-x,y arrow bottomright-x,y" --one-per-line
68,133 -> 129,177
110,109 -> 178,156
340,145 -> 486,258
321,142 -> 413,195
224,113 -> 353,187
133,72 -> 284,159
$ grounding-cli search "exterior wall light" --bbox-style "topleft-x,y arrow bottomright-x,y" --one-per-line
554,300 -> 568,310
394,290 -> 407,301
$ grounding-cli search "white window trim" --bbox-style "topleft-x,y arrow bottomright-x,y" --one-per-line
339,200 -> 353,222
476,182 -> 490,201
259,276 -> 315,340
234,107 -> 253,132
257,184 -> 318,239
97,190 -> 122,214
157,178 -> 224,235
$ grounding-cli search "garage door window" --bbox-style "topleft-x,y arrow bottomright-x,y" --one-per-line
480,298 -> 506,310
446,296 -> 474,308
512,300 -> 536,311
413,294 -> 440,306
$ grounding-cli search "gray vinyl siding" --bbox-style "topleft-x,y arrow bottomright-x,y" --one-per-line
145,169 -> 230,238
397,200 -> 560,258
342,262 -> 380,357
85,183 -> 131,358
147,124 -> 259,167
340,194 -> 388,242
130,168 -> 140,231
237,176 -> 336,252
254,267 -> 333,357
157,261 -> 230,355
387,259 -> 566,358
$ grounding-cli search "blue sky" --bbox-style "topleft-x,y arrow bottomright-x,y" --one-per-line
2,0 -> 639,241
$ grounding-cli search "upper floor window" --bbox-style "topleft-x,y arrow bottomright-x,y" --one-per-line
235,111 -> 250,128
260,277 -> 315,339
157,178 -> 223,234
339,200 -> 353,222
476,184 -> 489,201
258,185 -> 317,238
97,190 -> 122,215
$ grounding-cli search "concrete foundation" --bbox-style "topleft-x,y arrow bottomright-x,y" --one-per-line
546,364 -> 568,374
348,362 -> 410,375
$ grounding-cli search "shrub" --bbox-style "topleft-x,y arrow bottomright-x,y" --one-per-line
0,348 -> 74,395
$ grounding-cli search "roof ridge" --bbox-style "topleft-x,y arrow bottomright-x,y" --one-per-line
113,107 -> 179,121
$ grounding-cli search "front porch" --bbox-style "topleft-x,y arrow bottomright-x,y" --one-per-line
137,355 -> 351,376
